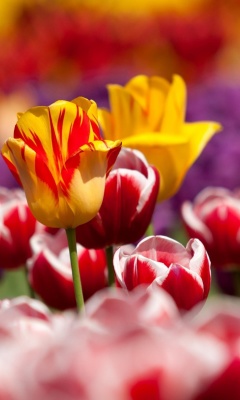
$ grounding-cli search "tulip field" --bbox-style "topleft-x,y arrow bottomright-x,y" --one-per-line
0,0 -> 240,399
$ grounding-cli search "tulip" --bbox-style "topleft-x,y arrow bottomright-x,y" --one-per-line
113,235 -> 211,310
181,187 -> 240,267
1,97 -> 121,228
75,147 -> 159,248
191,298 -> 240,400
27,229 -> 107,310
0,290 -> 239,400
0,187 -> 42,269
99,74 -> 221,201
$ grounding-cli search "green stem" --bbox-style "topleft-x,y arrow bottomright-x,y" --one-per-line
24,265 -> 35,298
65,228 -> 84,312
105,245 -> 115,286
145,222 -> 155,237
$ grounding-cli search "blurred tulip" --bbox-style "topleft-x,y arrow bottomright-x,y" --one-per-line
76,147 -> 159,248
28,229 -> 107,310
0,288 -> 229,400
99,74 -> 221,201
0,187 -> 42,269
1,97 -> 121,228
0,291 -> 240,399
181,187 -> 240,267
114,235 -> 211,310
191,298 -> 240,400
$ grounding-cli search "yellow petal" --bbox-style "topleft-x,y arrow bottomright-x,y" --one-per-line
4,138 -> 60,227
125,75 -> 170,131
182,121 -> 222,167
122,133 -> 190,200
122,119 -> 221,201
71,96 -> 99,139
98,108 -> 115,140
62,149 -> 109,228
160,75 -> 186,134
106,84 -> 148,138
59,139 -> 121,228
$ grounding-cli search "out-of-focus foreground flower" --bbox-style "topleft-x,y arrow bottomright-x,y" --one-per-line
114,235 -> 211,310
99,74 -> 221,201
76,147 -> 159,248
0,187 -> 42,269
0,289 -> 239,399
1,97 -> 121,228
181,187 -> 240,268
27,229 -> 107,310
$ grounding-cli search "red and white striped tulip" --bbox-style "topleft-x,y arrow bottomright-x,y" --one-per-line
27,229 -> 107,310
114,235 -> 211,310
1,97 -> 121,228
76,147 -> 159,248
0,187 -> 42,269
181,187 -> 240,267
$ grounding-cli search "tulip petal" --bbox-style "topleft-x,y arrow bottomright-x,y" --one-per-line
105,85 -> 150,138
29,249 -> 76,310
187,239 -> 211,297
98,109 -> 115,140
118,255 -> 164,291
181,201 -> 213,245
61,140 -> 121,228
158,263 -> 204,310
14,100 -> 97,178
125,75 -> 170,130
1,142 -> 22,186
182,121 -> 222,168
62,152 -> 106,227
71,97 -> 99,137
134,235 -> 191,267
121,133 -> 190,201
2,138 -> 71,228
122,120 -> 220,200
160,75 -> 186,133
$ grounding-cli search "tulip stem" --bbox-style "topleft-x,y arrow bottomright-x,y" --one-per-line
106,245 -> 115,286
65,228 -> 85,312
24,265 -> 36,298
145,222 -> 155,237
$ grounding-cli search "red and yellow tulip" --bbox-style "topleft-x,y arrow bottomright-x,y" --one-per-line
1,97 -> 121,228
99,75 -> 222,201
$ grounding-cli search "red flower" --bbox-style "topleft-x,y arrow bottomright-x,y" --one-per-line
181,187 -> 240,268
76,147 -> 159,248
113,235 -> 211,310
27,229 -> 107,310
0,188 -> 41,269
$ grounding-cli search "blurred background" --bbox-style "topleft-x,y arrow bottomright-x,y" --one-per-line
1,0 -> 240,235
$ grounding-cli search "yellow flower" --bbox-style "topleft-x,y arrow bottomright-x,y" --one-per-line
99,75 -> 222,201
2,97 -> 121,228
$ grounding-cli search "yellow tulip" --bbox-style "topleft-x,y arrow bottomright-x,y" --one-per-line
99,75 -> 222,201
2,97 -> 121,228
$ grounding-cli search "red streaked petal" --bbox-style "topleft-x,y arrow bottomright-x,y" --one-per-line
48,108 -> 62,174
35,153 -> 58,201
159,264 -> 204,310
187,238 -> 211,297
134,236 -> 191,268
29,250 -> 75,310
61,153 -> 80,197
14,122 -> 48,164
67,109 -> 91,156
105,141 -> 122,176
122,256 -> 158,291
129,370 -> 162,400
1,147 -> 22,186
